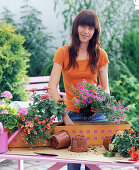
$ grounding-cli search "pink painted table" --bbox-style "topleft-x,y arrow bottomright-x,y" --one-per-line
0,153 -> 139,170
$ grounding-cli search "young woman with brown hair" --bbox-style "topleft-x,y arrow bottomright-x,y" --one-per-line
48,9 -> 110,170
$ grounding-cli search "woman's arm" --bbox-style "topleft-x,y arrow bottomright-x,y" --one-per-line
98,64 -> 110,94
48,62 -> 62,102
48,62 -> 74,126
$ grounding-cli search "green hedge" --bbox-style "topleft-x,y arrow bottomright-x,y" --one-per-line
0,22 -> 30,100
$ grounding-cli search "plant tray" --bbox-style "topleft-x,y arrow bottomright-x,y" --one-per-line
8,121 -> 130,147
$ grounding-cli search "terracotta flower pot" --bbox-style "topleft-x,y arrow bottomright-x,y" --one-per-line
50,130 -> 71,149
70,135 -> 88,152
103,136 -> 112,150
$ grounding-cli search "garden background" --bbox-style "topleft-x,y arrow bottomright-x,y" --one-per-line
0,0 -> 139,133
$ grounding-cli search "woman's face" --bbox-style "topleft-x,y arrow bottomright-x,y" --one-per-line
78,25 -> 95,44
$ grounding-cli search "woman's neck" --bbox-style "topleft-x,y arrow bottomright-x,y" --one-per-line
79,42 -> 88,52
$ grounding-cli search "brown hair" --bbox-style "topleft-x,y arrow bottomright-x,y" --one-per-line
66,9 -> 101,73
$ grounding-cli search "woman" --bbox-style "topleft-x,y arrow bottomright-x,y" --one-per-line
48,9 -> 110,170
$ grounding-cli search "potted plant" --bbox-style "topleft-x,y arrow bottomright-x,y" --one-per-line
109,128 -> 139,158
17,88 -> 66,148
0,89 -> 66,148
71,79 -> 129,124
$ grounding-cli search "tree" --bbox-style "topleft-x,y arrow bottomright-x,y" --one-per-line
17,2 -> 53,76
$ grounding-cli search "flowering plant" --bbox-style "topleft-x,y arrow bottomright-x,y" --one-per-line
109,128 -> 139,159
72,79 -> 129,124
0,91 -> 18,130
0,89 -> 66,148
17,88 -> 66,148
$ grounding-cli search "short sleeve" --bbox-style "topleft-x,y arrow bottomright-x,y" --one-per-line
53,47 -> 64,67
97,48 -> 109,68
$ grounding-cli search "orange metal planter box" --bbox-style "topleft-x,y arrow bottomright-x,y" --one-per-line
8,121 -> 130,147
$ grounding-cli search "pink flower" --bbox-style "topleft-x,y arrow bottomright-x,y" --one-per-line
78,83 -> 81,87
93,91 -> 98,95
89,100 -> 92,103
97,85 -> 102,88
81,79 -> 86,82
111,114 -> 113,118
108,102 -> 112,105
97,97 -> 101,101
125,108 -> 129,112
18,108 -> 28,115
0,100 -> 6,105
101,96 -> 106,100
83,89 -> 88,93
83,100 -> 87,103
92,94 -> 96,98
118,100 -> 123,107
114,119 -> 120,125
121,114 -> 126,120
86,93 -> 91,97
76,99 -> 80,103
82,94 -> 87,99
113,106 -> 118,111
79,86 -> 83,90
1,109 -> 9,114
1,91 -> 13,99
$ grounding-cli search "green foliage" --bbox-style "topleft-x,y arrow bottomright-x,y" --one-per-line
109,129 -> 139,157
17,3 -> 53,76
110,75 -> 139,132
18,90 -> 66,148
121,30 -> 139,80
0,22 -> 30,100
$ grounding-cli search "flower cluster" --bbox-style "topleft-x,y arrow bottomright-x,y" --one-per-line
72,79 -> 129,123
17,88 -> 66,148
0,91 -> 18,130
128,146 -> 139,161
0,90 -> 66,148
109,128 -> 139,158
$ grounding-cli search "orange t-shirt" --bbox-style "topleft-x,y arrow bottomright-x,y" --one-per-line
53,45 -> 109,113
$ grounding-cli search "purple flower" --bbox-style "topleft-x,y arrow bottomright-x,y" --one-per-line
97,85 -> 102,88
79,86 -> 83,90
83,89 -> 88,93
111,114 -> 113,118
121,114 -> 126,120
18,108 -> 28,115
1,91 -> 13,99
86,93 -> 91,97
89,100 -> 92,103
76,99 -> 80,103
93,91 -> 98,95
113,106 -> 118,111
0,100 -> 6,105
125,108 -> 129,112
78,83 -> 82,87
101,96 -> 106,100
83,100 -> 87,103
97,97 -> 101,101
82,94 -> 87,99
118,100 -> 123,107
1,109 -> 9,114
114,119 -> 120,125
92,94 -> 97,98
81,79 -> 86,82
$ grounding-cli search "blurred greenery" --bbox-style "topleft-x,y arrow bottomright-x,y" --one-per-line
0,22 -> 30,100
